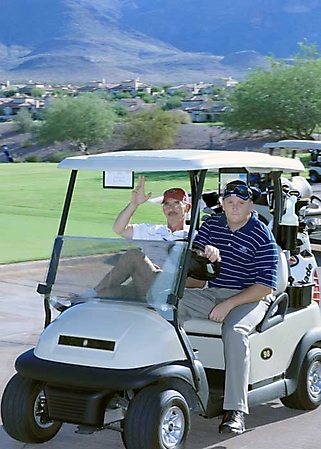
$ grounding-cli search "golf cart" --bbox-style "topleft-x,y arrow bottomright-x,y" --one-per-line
263,139 -> 321,184
307,141 -> 321,183
262,140 -> 321,235
2,149 -> 321,449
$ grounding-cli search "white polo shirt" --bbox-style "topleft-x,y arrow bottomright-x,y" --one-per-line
132,223 -> 189,241
132,224 -> 190,267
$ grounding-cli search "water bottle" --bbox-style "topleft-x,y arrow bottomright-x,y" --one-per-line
279,194 -> 299,251
281,195 -> 299,226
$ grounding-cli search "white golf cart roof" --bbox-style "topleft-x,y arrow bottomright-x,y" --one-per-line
263,140 -> 321,150
58,149 -> 304,173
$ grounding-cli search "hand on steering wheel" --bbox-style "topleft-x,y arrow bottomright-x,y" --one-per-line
188,242 -> 220,281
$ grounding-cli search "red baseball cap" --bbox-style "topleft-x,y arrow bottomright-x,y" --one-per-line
162,188 -> 190,204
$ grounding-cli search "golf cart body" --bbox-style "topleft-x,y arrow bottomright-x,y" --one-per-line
2,149 -> 321,449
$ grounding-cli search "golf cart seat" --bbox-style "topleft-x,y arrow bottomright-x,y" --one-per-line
183,246 -> 288,337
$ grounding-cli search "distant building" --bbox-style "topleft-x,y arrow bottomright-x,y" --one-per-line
116,96 -> 146,112
0,95 -> 44,119
108,78 -> 151,96
18,82 -> 45,96
182,97 -> 225,123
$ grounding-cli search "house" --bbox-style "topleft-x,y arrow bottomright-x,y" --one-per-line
196,83 -> 215,95
184,100 -> 225,123
108,78 -> 151,96
181,95 -> 209,109
77,79 -> 109,93
0,81 -> 9,91
165,84 -> 196,95
0,95 -> 45,119
18,82 -> 46,96
116,96 -> 148,112
225,76 -> 239,88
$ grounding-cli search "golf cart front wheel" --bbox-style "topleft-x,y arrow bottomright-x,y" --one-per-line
123,385 -> 190,449
281,348 -> 321,410
1,373 -> 62,443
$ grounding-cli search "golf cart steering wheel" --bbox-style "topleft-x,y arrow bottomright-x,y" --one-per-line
188,242 -> 220,281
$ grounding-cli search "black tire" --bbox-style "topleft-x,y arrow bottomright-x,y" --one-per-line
123,385 -> 190,449
310,171 -> 320,183
1,373 -> 62,443
281,348 -> 321,410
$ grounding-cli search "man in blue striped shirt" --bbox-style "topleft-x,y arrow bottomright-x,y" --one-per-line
179,180 -> 278,435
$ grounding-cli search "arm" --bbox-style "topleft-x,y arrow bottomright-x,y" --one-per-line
209,283 -> 273,323
185,243 -> 220,288
112,203 -> 138,239
185,219 -> 220,287
193,217 -> 221,263
112,175 -> 152,239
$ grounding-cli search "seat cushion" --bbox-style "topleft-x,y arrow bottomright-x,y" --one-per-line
184,318 -> 222,336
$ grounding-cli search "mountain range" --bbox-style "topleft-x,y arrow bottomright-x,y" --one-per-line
0,0 -> 320,84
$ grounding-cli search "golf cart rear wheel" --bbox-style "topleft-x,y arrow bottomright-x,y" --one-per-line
1,373 -> 62,443
123,385 -> 190,449
281,348 -> 321,410
310,171 -> 320,183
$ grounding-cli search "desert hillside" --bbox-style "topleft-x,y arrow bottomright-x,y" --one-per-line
1,0 -> 317,83
0,123 -> 274,163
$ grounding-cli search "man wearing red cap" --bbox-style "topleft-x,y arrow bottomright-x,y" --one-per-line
80,175 -> 192,299
113,175 -> 190,240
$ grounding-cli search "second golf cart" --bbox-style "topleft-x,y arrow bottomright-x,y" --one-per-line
263,138 -> 321,183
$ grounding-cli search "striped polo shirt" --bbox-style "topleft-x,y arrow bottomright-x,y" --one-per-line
194,212 -> 278,290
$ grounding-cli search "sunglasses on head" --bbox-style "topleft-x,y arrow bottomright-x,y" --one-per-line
223,183 -> 252,200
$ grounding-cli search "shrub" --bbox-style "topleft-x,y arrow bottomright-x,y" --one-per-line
20,140 -> 36,148
15,109 -> 34,133
25,155 -> 42,162
173,110 -> 192,124
49,150 -> 73,163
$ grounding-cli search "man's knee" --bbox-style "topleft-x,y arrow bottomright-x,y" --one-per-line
222,323 -> 249,343
121,248 -> 144,264
124,247 -> 142,258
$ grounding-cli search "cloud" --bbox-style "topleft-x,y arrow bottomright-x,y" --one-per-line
282,1 -> 318,13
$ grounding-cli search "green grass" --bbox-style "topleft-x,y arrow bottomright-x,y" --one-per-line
0,151 -> 311,264
298,152 -> 310,167
0,163 -> 218,264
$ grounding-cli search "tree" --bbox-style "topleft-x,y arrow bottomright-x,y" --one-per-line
170,89 -> 190,99
15,108 -> 34,133
221,42 -> 321,139
162,96 -> 182,110
114,92 -> 131,99
122,108 -> 181,150
51,88 -> 66,97
2,89 -> 18,97
135,91 -> 154,103
174,110 -> 192,124
151,85 -> 163,93
113,103 -> 128,118
35,94 -> 115,152
31,87 -> 45,98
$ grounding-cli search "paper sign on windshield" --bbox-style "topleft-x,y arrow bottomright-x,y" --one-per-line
103,171 -> 134,189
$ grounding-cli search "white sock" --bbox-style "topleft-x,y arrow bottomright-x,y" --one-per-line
79,288 -> 98,299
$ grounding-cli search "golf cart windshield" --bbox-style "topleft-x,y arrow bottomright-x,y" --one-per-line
47,236 -> 188,317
